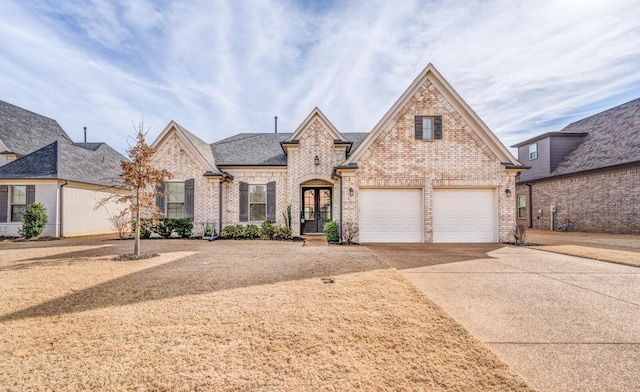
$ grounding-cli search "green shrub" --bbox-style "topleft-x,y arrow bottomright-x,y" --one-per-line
221,224 -> 244,239
323,220 -> 339,242
273,225 -> 292,240
153,218 -> 175,239
244,224 -> 261,239
173,218 -> 194,238
19,202 -> 48,239
260,221 -> 276,240
138,219 -> 153,239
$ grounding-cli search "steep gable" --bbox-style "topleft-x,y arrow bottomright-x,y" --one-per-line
345,64 -> 520,167
151,121 -> 219,173
285,107 -> 347,143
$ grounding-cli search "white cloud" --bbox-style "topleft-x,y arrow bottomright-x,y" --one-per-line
0,0 -> 639,156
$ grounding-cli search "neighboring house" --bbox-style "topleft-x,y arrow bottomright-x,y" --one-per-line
0,100 -> 128,237
513,98 -> 640,234
150,64 -> 524,243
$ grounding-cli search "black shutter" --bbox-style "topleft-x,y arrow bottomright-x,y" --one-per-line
0,185 -> 7,223
26,185 -> 35,206
184,179 -> 194,220
156,181 -> 166,216
434,116 -> 443,140
239,182 -> 248,222
414,116 -> 423,140
267,181 -> 276,222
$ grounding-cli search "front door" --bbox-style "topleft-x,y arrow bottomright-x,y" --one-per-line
302,187 -> 332,234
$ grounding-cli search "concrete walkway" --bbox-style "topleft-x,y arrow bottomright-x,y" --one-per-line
394,246 -> 640,392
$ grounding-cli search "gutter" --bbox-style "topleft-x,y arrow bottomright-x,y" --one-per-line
526,182 -> 533,229
59,180 -> 68,237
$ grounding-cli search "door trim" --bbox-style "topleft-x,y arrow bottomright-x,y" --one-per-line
301,187 -> 332,234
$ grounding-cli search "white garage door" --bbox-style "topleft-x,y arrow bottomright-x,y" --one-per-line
432,189 -> 497,243
359,189 -> 423,243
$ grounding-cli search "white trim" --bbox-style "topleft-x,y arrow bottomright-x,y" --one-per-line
345,63 -> 521,166
286,107 -> 346,142
151,121 -> 218,172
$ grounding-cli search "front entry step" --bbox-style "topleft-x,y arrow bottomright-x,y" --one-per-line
301,235 -> 328,247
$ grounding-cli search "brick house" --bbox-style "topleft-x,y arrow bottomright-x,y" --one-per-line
150,64 -> 525,243
513,98 -> 640,234
0,100 -> 128,237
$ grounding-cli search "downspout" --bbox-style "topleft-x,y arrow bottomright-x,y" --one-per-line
333,171 -> 343,244
59,181 -> 68,237
218,180 -> 223,235
526,182 -> 533,229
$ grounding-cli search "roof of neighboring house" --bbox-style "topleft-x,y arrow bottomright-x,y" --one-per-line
211,132 -> 368,166
549,98 -> 640,176
0,100 -> 71,156
0,139 -> 126,186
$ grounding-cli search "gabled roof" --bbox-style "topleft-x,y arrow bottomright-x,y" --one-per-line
0,100 -> 71,156
0,139 -> 126,186
344,63 -> 521,166
211,132 -> 368,166
550,97 -> 640,176
285,107 -> 347,142
151,120 -> 219,172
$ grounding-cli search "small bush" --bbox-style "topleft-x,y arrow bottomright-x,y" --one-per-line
342,221 -> 359,244
19,202 -> 48,239
153,218 -> 175,239
260,221 -> 276,240
273,225 -> 292,240
323,220 -> 339,242
221,224 -> 244,239
244,224 -> 261,239
138,219 -> 153,239
513,220 -> 527,245
173,218 -> 194,238
110,212 -> 131,239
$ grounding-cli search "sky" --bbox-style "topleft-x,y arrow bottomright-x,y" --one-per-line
1,0 -> 639,157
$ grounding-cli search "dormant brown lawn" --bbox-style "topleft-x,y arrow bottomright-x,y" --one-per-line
0,238 -> 534,391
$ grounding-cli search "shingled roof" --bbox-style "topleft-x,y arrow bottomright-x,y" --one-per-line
0,100 -> 71,156
551,97 -> 640,176
0,139 -> 125,186
211,132 -> 368,166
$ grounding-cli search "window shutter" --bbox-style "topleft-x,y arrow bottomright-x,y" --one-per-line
434,116 -> 443,140
155,181 -> 166,216
26,185 -> 35,206
184,179 -> 194,220
0,185 -> 7,223
414,116 -> 423,140
267,181 -> 276,222
239,182 -> 248,222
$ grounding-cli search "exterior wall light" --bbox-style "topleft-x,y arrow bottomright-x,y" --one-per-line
505,189 -> 512,197
349,187 -> 354,197
314,155 -> 320,166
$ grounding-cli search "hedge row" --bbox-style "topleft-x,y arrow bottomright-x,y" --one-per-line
221,221 -> 292,240
137,218 -> 194,239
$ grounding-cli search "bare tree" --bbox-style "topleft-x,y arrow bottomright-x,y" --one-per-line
112,122 -> 170,256
110,211 -> 131,240
513,220 -> 527,245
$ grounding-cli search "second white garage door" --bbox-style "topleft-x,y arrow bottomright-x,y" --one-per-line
432,189 -> 497,243
359,188 -> 423,243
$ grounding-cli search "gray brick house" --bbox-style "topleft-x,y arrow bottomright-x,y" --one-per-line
513,98 -> 640,234
0,100 -> 127,237
151,64 -> 525,243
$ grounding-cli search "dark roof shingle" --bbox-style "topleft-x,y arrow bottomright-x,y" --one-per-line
551,98 -> 640,176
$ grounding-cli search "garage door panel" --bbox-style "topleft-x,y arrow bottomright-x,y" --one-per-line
359,189 -> 423,243
433,189 -> 497,243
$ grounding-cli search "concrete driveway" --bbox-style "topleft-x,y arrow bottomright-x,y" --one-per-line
367,244 -> 640,392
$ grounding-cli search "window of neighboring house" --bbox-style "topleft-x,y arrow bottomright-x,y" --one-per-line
517,195 -> 527,219
11,185 -> 27,222
166,182 -> 185,219
529,143 -> 538,160
249,184 -> 267,221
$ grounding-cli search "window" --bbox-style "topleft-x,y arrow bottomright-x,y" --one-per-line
249,185 -> 267,221
11,185 -> 27,222
415,116 -> 443,140
528,143 -> 537,160
166,182 -> 185,219
517,195 -> 527,219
